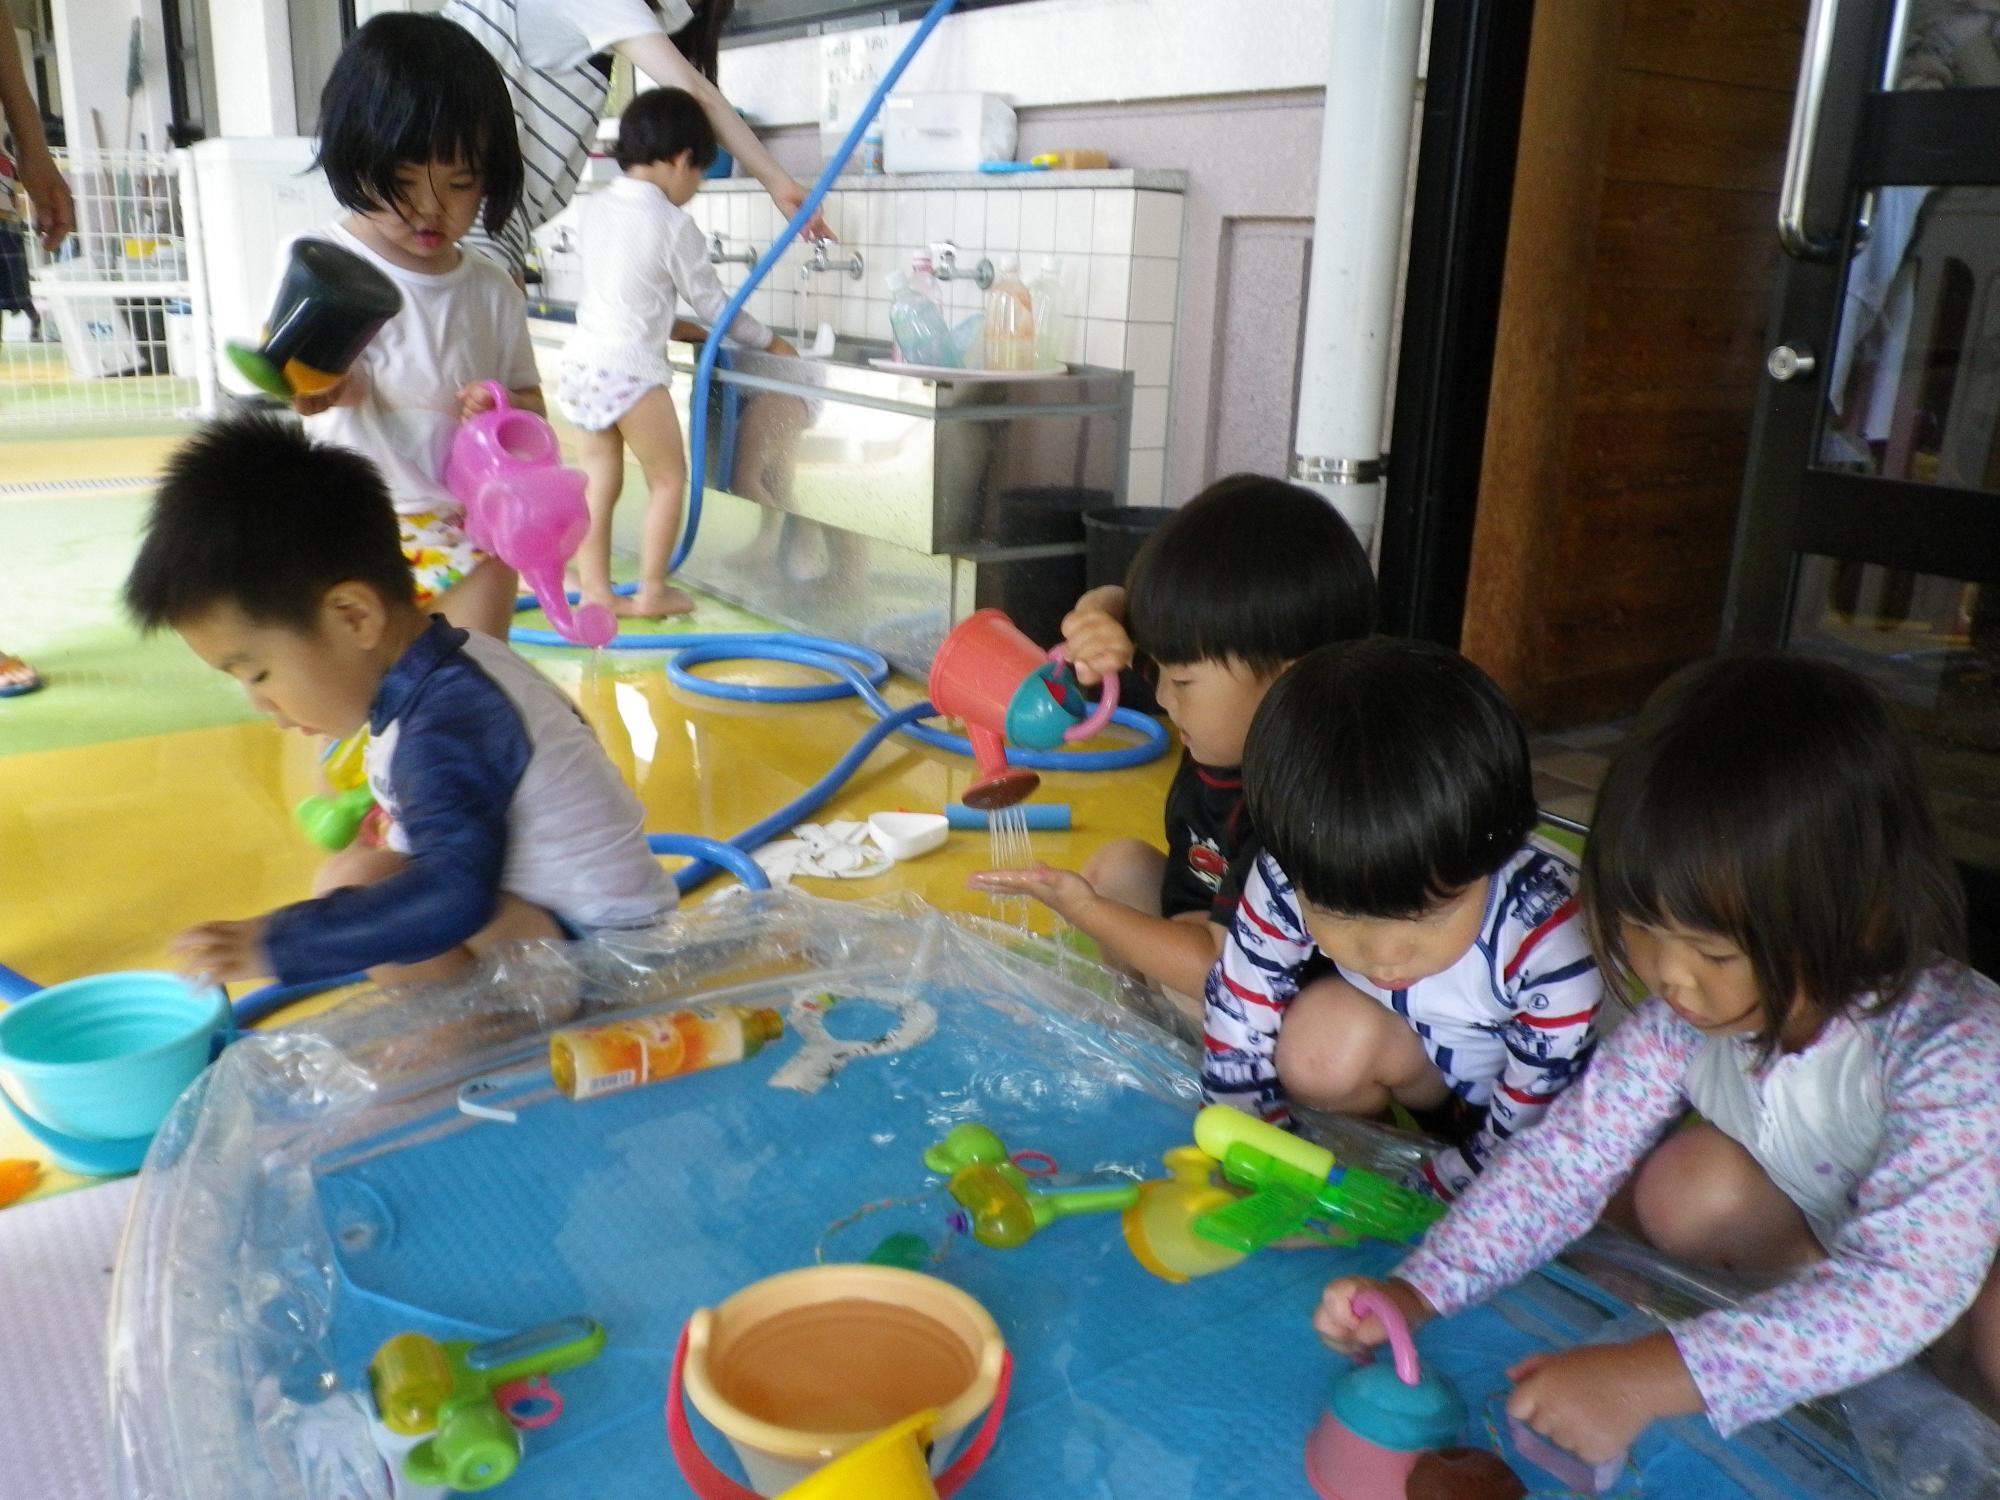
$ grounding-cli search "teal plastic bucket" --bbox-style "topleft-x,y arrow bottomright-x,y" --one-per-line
0,971 -> 229,1141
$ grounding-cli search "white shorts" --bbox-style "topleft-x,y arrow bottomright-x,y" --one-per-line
553,362 -> 660,432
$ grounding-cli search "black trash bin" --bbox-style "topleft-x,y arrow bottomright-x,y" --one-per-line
1083,506 -> 1177,715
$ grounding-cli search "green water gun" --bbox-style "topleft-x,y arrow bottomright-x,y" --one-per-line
923,1123 -> 1140,1248
368,1315 -> 606,1491
1189,1106 -> 1444,1253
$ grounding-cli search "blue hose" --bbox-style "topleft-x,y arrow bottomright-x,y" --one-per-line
511,628 -> 1169,893
233,973 -> 366,1029
675,0 -> 961,574
647,835 -> 771,893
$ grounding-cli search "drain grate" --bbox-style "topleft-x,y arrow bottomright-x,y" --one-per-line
0,475 -> 152,497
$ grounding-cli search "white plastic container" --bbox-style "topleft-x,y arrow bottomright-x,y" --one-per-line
882,92 -> 1017,175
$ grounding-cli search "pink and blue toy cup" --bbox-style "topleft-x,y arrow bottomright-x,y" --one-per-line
1304,1290 -> 1467,1500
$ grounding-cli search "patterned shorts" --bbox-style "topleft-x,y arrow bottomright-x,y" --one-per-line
398,508 -> 488,605
553,362 -> 660,432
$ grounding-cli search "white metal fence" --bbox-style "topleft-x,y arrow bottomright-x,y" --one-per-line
11,150 -> 214,427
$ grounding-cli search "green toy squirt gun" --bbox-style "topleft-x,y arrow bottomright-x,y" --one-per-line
1188,1105 -> 1444,1254
368,1316 -> 607,1491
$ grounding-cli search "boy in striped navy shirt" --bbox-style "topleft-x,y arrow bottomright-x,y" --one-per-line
1205,638 -> 1601,1199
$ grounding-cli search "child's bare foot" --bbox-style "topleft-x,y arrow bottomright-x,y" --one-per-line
616,584 -> 696,618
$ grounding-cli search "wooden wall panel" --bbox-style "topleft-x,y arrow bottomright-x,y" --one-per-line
1618,0 -> 1807,87
1460,0 -> 1803,729
1607,71 -> 1796,192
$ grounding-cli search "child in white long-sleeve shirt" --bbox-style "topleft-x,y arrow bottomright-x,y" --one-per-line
554,87 -> 795,618
1317,655 -> 2000,1467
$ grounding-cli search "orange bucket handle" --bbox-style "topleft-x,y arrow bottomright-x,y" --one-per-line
665,1320 -> 1013,1499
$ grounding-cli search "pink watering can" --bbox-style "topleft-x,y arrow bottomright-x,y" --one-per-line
443,381 -> 617,648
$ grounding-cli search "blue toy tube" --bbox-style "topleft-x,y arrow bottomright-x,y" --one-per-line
675,0 -> 961,574
0,959 -> 40,1001
946,803 -> 1072,831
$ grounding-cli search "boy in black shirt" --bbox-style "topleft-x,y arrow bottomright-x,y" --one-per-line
971,474 -> 1375,1008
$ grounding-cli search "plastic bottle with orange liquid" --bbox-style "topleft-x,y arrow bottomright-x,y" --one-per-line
549,1006 -> 784,1100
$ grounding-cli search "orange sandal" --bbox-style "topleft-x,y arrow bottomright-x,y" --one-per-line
0,653 -> 41,699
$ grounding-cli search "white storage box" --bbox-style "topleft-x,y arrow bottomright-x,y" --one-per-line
883,92 -> 1016,175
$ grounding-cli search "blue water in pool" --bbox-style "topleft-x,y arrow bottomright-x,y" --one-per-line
315,986 -> 1870,1500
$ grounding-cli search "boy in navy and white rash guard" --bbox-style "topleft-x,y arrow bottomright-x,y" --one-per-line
1205,638 -> 1602,1198
125,415 -> 672,989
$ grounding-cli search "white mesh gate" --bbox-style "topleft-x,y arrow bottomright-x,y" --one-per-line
12,150 -> 215,427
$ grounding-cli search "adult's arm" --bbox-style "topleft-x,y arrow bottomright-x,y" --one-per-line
615,31 -> 832,242
0,0 -> 70,250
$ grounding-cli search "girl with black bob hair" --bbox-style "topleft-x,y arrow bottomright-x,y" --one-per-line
278,12 -> 543,641
314,12 -> 524,245
1318,653 -> 2000,1474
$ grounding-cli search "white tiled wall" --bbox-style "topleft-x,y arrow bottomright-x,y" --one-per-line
671,180 -> 1186,505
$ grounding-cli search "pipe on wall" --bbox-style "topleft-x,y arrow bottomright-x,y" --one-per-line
1289,0 -> 1425,556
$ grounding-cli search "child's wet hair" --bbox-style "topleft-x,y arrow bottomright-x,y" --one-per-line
1583,654 -> 1966,1033
124,414 -> 416,632
1244,637 -> 1537,916
1124,474 -> 1376,675
615,88 -> 719,172
313,13 -> 525,239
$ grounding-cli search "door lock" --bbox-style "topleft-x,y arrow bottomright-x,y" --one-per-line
1767,344 -> 1817,382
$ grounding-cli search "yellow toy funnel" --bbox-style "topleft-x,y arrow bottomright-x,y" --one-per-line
778,1411 -> 942,1498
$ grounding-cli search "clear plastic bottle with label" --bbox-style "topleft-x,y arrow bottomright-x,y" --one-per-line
983,255 -> 1036,372
1029,256 -> 1067,371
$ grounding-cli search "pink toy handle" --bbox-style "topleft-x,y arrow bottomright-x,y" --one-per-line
666,1321 -> 1013,1499
1348,1288 -> 1423,1387
476,378 -> 512,414
1046,644 -> 1120,742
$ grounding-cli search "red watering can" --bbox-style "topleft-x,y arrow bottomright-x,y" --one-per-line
927,609 -> 1118,810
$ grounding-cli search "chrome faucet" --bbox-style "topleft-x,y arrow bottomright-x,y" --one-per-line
708,231 -> 758,267
799,235 -> 864,282
929,241 -> 994,291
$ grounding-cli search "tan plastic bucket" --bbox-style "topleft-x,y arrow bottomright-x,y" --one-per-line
679,1265 -> 1006,1496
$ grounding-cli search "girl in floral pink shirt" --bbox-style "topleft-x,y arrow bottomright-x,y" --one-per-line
1315,655 -> 2000,1467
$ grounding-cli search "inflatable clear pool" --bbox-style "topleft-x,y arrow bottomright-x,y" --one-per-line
106,891 -> 2000,1499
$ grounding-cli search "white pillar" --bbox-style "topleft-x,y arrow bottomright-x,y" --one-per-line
1290,0 -> 1425,557
210,0 -> 295,138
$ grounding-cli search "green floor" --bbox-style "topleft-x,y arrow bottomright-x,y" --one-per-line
0,480 -> 786,758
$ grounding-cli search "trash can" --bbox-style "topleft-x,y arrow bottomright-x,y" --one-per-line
1083,506 -> 1177,715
